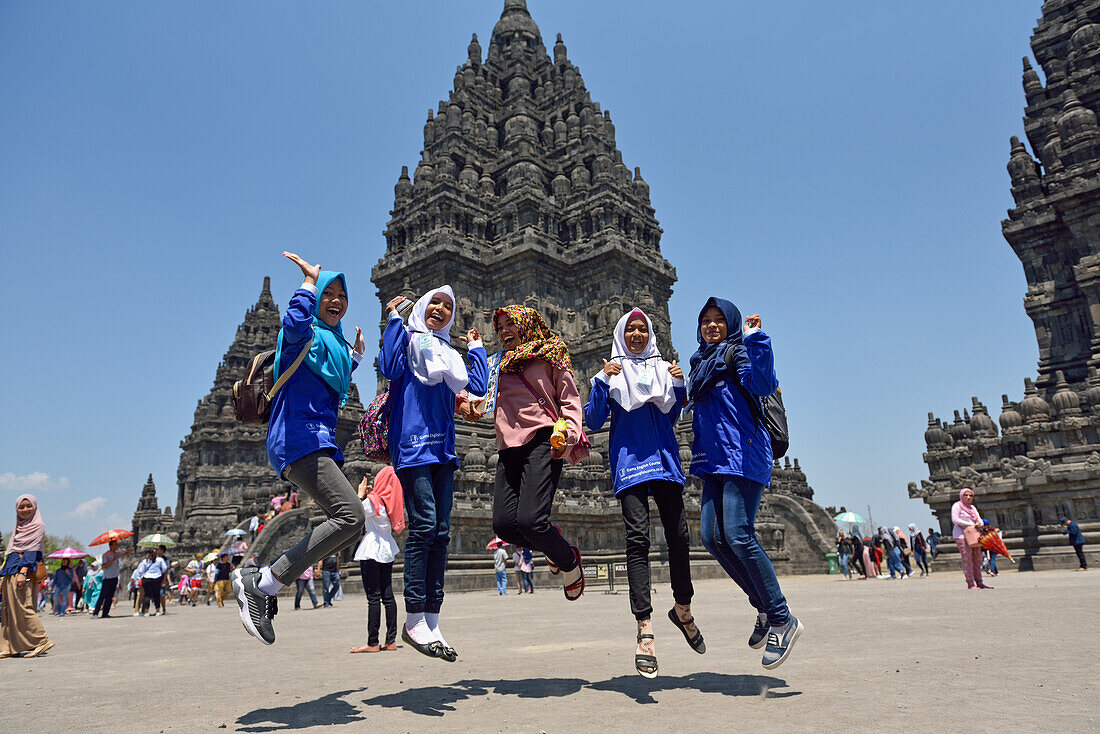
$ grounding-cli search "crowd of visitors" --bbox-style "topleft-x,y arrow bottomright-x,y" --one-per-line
836,525 -> 938,580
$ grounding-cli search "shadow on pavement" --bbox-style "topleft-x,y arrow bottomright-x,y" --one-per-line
588,672 -> 800,704
236,688 -> 367,732
361,677 -> 587,717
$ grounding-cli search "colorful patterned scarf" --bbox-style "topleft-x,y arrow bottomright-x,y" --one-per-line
493,305 -> 572,374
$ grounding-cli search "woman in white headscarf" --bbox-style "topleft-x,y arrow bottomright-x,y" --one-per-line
381,286 -> 488,661
584,308 -> 700,679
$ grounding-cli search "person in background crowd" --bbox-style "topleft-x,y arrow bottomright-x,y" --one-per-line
205,558 -> 217,605
83,560 -> 103,614
244,553 -> 259,568
836,532 -> 853,579
294,564 -> 318,610
893,526 -> 914,578
952,488 -> 990,590
231,538 -> 248,568
1060,517 -> 1088,571
878,527 -> 905,580
908,523 -> 930,577
520,547 -> 535,593
981,520 -> 999,577
493,544 -> 508,596
92,539 -> 131,618
138,545 -> 170,616
249,512 -> 261,543
0,495 -> 54,658
73,559 -> 88,611
512,545 -> 525,595
51,558 -> 76,616
321,553 -> 341,607
863,536 -> 877,579
927,528 -> 940,559
350,468 -> 403,654
213,552 -> 233,607
130,554 -> 147,613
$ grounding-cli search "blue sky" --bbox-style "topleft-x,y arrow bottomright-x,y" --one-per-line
0,1 -> 1044,543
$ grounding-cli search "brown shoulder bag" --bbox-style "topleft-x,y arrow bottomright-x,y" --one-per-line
233,331 -> 313,424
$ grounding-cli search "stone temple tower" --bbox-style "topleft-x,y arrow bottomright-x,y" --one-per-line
368,0 -> 836,572
372,0 -> 677,400
915,0 -> 1100,569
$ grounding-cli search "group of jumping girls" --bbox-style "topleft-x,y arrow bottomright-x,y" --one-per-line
230,252 -> 803,678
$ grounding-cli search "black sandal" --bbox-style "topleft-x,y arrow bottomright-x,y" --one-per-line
667,607 -> 706,654
635,633 -> 658,679
562,546 -> 584,601
401,626 -> 444,659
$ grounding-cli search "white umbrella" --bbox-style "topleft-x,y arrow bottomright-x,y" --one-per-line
224,528 -> 248,537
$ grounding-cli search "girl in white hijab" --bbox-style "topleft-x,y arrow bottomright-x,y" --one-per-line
584,308 -> 699,679
405,286 -> 471,394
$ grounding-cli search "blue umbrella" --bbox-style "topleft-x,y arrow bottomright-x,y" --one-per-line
225,528 -> 247,537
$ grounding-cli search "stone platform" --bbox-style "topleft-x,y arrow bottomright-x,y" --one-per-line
3,570 -> 1096,732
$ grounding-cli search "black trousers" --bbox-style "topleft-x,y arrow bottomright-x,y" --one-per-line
619,481 -> 694,620
493,427 -> 577,572
849,548 -> 866,577
140,577 -> 162,614
94,577 -> 119,616
1075,543 -> 1088,569
359,559 -> 397,646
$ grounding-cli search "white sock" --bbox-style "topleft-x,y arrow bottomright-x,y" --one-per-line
257,566 -> 283,596
425,612 -> 448,647
405,612 -> 433,645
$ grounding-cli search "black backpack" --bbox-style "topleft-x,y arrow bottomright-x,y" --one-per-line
724,345 -> 790,458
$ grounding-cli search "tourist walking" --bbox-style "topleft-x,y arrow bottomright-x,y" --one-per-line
294,565 -> 318,610
1060,517 -> 1088,571
894,526 -> 914,577
520,547 -> 535,593
350,467 -> 403,654
93,539 -> 130,618
73,559 -> 88,611
908,523 -> 930,576
837,532 -> 853,579
485,305 -> 588,605
233,252 -> 368,646
952,488 -> 990,589
138,545 -> 170,615
213,553 -> 233,607
0,495 -> 54,658
878,528 -> 904,580
83,561 -> 103,613
51,558 -> 76,616
512,546 -> 524,594
320,553 -> 341,607
688,299 -> 802,669
381,285 -> 488,662
848,529 -> 867,578
493,545 -> 508,595
927,528 -> 940,558
584,307 -> 700,678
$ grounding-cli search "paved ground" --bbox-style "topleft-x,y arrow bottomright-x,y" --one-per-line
2,568 -> 1096,733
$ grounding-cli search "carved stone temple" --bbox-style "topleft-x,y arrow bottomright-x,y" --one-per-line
368,0 -> 835,574
913,0 -> 1100,569
135,0 -> 836,575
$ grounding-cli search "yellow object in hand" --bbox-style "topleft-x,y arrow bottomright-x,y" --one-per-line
550,418 -> 568,450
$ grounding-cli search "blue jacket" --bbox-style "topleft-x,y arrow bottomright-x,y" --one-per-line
584,373 -> 686,495
267,287 -> 360,477
689,329 -> 778,486
1064,521 -> 1086,546
380,314 -> 488,471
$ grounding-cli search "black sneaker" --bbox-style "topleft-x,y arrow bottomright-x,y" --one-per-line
748,613 -> 769,649
762,615 -> 803,669
232,567 -> 277,645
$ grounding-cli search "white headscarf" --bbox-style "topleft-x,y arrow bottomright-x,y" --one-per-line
406,285 -> 469,393
597,308 -> 678,413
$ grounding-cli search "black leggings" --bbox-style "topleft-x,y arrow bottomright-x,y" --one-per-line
619,481 -> 694,620
140,577 -> 162,614
493,427 -> 577,572
359,560 -> 397,646
94,577 -> 118,616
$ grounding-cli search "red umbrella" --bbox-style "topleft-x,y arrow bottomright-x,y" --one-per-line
89,529 -> 134,546
979,528 -> 1012,559
486,537 -> 509,551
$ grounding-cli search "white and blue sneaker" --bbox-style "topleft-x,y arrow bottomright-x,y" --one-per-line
762,615 -> 803,669
748,613 -> 769,649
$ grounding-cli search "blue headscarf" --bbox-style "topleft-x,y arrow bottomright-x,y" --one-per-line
687,296 -> 747,403
274,270 -> 353,406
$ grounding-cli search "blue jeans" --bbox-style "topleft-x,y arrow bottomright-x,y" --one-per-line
838,551 -> 850,577
398,462 -> 456,614
495,570 -> 507,594
53,584 -> 71,615
987,552 -> 998,574
700,474 -> 790,626
295,578 -> 318,609
322,571 -> 340,606
886,547 -> 904,577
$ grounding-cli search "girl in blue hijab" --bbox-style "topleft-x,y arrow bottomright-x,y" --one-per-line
687,296 -> 803,670
234,252 -> 368,647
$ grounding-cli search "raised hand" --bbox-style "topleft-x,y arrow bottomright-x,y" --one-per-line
283,252 -> 321,285
460,326 -> 482,344
386,296 -> 409,314
602,358 -> 622,376
357,477 -> 371,499
353,326 -> 365,355
668,362 -> 684,380
744,313 -> 762,333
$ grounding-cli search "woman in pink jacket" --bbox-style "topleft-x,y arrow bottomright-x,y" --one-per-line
952,488 -> 991,589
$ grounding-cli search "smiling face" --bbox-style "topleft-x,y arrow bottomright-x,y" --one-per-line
16,498 -> 34,521
700,305 -> 728,344
318,280 -> 347,327
624,317 -> 650,355
495,314 -> 519,353
961,489 -> 974,505
425,292 -> 454,331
